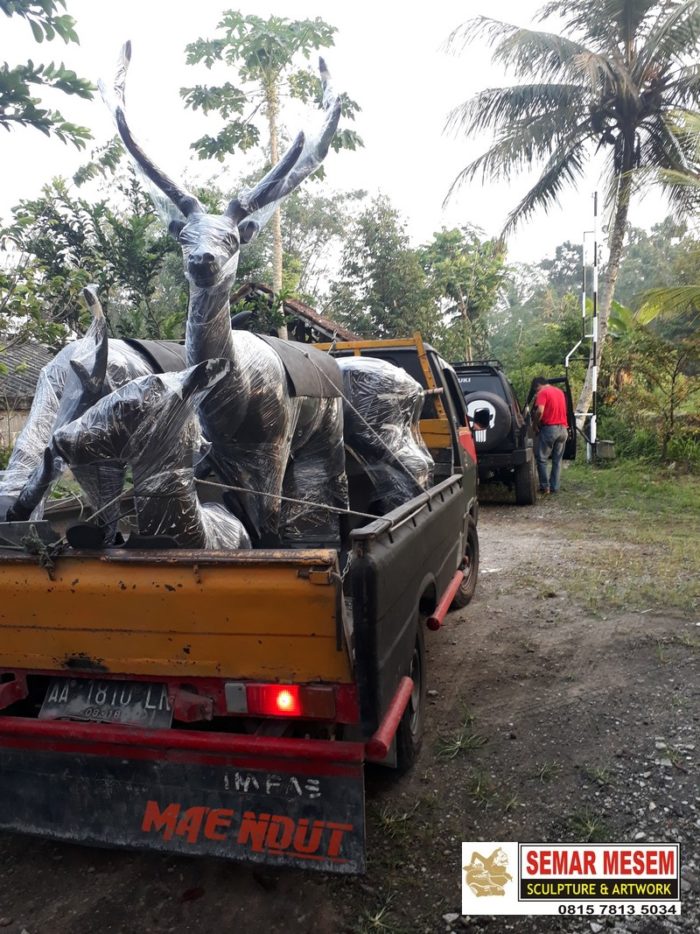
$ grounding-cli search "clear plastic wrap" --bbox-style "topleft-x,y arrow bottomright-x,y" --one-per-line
337,357 -> 434,513
0,301 -> 155,523
53,360 -> 251,550
192,331 -> 348,545
0,347 -> 67,520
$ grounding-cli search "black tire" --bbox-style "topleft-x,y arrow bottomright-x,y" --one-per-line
396,623 -> 426,773
515,458 -> 537,506
462,391 -> 512,452
451,518 -> 479,608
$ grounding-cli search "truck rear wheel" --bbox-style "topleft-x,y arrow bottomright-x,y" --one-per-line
451,518 -> 479,608
515,458 -> 537,506
395,624 -> 426,772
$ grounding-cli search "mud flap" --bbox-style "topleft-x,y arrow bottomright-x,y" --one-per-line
0,720 -> 366,874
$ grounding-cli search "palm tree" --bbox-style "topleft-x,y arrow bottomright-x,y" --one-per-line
639,110 -> 700,323
445,0 -> 700,421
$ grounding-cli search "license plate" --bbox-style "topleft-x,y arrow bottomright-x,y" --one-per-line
39,678 -> 173,729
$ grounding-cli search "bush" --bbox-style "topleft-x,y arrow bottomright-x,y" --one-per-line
666,432 -> 700,472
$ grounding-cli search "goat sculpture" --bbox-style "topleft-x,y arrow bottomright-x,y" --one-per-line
53,359 -> 251,549
0,296 -> 176,523
1,286 -> 148,534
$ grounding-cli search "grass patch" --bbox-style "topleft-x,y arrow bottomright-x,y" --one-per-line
535,761 -> 560,783
376,801 -> 421,842
564,459 -> 700,520
436,713 -> 488,760
546,460 -> 700,615
353,896 -> 402,934
567,809 -> 610,843
469,768 -> 498,805
582,765 -> 614,786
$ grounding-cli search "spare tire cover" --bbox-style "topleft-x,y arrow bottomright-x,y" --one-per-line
463,390 -> 512,452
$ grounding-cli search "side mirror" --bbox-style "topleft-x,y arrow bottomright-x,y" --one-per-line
473,408 -> 491,430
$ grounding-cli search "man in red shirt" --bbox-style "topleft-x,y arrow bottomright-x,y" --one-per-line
532,376 -> 569,494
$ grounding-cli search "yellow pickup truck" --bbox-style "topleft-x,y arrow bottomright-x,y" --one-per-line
0,335 -> 479,873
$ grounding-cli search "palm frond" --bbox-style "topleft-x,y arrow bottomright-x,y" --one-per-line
665,63 -> 700,105
571,49 -> 625,95
447,16 -> 592,82
445,103 -> 591,201
493,27 -> 594,82
635,0 -> 700,78
444,83 -> 587,137
501,131 -> 592,236
637,285 -> 700,322
539,0 -> 659,49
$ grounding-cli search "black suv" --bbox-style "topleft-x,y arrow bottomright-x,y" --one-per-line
453,361 -> 576,506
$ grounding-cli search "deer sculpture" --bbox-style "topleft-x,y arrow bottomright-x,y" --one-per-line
53,359 -> 251,549
100,42 -> 350,544
0,44 -> 435,546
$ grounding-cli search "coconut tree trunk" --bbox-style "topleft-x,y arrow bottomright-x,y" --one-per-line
265,77 -> 287,338
575,170 -> 633,424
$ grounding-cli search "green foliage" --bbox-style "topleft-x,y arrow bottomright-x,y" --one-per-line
326,195 -> 442,341
419,225 -> 507,361
0,0 -> 93,147
489,266 -> 586,400
0,172 -> 184,343
445,0 -> 700,419
600,325 -> 700,468
182,10 -> 362,162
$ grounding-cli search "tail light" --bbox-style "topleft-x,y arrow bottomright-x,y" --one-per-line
225,682 -> 336,720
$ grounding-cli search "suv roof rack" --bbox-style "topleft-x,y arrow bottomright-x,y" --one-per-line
451,359 -> 504,371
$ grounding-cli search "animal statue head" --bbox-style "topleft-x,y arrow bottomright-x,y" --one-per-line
53,358 -> 251,549
54,358 -> 231,471
100,42 -> 341,292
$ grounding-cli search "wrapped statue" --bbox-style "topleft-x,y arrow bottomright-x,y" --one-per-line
53,359 -> 251,550
338,357 -> 434,513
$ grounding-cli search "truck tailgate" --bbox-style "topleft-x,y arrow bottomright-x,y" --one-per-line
0,548 -> 351,682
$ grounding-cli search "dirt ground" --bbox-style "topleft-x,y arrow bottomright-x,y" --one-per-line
0,486 -> 698,934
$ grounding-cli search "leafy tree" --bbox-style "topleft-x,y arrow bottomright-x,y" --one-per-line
537,240 -> 583,295
419,226 -> 507,361
0,0 -> 93,147
602,325 -> 700,463
230,176 -> 367,306
0,172 -> 182,344
445,0 -> 700,422
182,10 -> 361,323
327,195 -> 441,341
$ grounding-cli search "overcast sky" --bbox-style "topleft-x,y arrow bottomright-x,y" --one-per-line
1,0 -> 671,264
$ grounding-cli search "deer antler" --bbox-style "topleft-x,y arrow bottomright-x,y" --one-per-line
100,42 -> 204,218
226,56 -> 342,236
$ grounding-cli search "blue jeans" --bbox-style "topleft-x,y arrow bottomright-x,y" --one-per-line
536,425 -> 568,492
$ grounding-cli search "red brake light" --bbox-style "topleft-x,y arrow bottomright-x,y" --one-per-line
246,684 -> 302,717
244,684 -> 335,719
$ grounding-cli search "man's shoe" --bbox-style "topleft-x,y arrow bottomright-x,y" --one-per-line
539,487 -> 550,494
